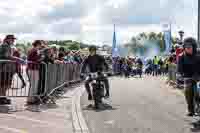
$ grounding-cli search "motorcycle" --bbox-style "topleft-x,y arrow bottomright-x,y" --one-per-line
86,72 -> 107,109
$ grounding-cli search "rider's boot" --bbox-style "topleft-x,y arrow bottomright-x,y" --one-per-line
88,94 -> 93,100
187,112 -> 195,117
105,91 -> 110,98
95,102 -> 105,110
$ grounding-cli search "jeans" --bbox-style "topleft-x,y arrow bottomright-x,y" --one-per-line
184,78 -> 195,113
27,70 -> 39,102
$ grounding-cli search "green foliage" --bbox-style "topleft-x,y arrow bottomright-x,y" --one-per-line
68,42 -> 80,50
16,43 -> 32,54
47,40 -> 90,50
124,32 -> 173,55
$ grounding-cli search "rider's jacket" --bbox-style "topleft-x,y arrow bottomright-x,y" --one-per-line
177,54 -> 197,78
81,54 -> 109,73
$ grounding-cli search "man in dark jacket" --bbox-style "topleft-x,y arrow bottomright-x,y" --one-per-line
177,37 -> 198,116
0,45 -> 26,104
81,45 -> 110,100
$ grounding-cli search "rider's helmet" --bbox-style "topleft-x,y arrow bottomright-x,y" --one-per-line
183,37 -> 197,55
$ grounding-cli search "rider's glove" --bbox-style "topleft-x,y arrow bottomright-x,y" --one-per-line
80,73 -> 85,80
176,73 -> 183,80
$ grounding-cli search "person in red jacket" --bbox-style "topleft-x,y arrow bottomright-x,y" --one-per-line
27,40 -> 42,104
175,45 -> 184,63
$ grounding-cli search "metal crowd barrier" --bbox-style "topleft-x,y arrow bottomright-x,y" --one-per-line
44,63 -> 81,97
0,60 -> 81,102
0,60 -> 46,99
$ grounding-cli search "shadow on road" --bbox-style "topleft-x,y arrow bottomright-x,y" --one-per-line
0,103 -> 60,113
25,103 -> 59,112
0,105 -> 11,113
82,103 -> 118,112
190,119 -> 200,132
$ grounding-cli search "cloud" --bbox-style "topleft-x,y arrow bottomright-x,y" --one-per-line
0,0 -> 197,45
99,0 -> 185,26
39,3 -> 83,23
49,19 -> 81,34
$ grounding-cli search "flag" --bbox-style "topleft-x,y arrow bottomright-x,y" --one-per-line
163,23 -> 172,54
112,24 -> 119,57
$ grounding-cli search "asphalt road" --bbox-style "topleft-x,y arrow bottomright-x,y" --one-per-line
81,75 -> 200,133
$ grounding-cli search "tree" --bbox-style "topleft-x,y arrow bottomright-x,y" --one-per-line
148,32 -> 157,40
123,31 -> 177,56
68,43 -> 80,50
16,43 -> 32,55
138,32 -> 148,40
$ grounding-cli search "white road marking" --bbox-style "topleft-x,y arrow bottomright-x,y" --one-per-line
104,120 -> 115,125
2,114 -> 66,129
72,86 -> 90,133
0,126 -> 25,133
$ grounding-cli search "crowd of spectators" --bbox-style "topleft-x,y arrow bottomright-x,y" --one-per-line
0,34 -> 183,105
112,56 -> 144,77
112,54 -> 176,78
0,35 -> 86,105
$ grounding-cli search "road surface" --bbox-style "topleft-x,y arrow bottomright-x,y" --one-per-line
81,75 -> 200,133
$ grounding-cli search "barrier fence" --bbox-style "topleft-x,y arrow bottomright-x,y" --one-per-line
45,63 -> 81,96
0,60 -> 82,101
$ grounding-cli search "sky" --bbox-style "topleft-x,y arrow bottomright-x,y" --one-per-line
0,0 -> 198,45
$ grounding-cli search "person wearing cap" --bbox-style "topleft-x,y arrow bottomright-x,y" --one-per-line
2,35 -> 19,57
177,37 -> 198,117
3,35 -> 17,45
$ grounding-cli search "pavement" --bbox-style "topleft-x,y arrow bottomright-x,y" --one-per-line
2,74 -> 200,133
81,75 -> 200,133
0,84 -> 87,133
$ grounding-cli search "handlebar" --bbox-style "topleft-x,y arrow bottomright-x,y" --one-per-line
81,71 -> 110,80
182,77 -> 200,82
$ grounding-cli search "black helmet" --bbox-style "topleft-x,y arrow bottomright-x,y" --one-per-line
183,37 -> 197,55
89,45 -> 97,52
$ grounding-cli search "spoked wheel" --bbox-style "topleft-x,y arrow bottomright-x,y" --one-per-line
92,84 -> 105,110
93,89 -> 102,107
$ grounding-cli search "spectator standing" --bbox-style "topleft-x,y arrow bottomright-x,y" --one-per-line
59,47 -> 66,55
27,40 -> 42,104
37,48 -> 55,98
42,48 -> 54,64
158,58 -> 164,75
136,58 -> 143,78
0,45 -> 25,104
55,52 -> 65,64
153,56 -> 159,76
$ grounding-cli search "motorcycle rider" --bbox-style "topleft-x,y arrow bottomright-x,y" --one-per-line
177,37 -> 198,117
81,45 -> 110,101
